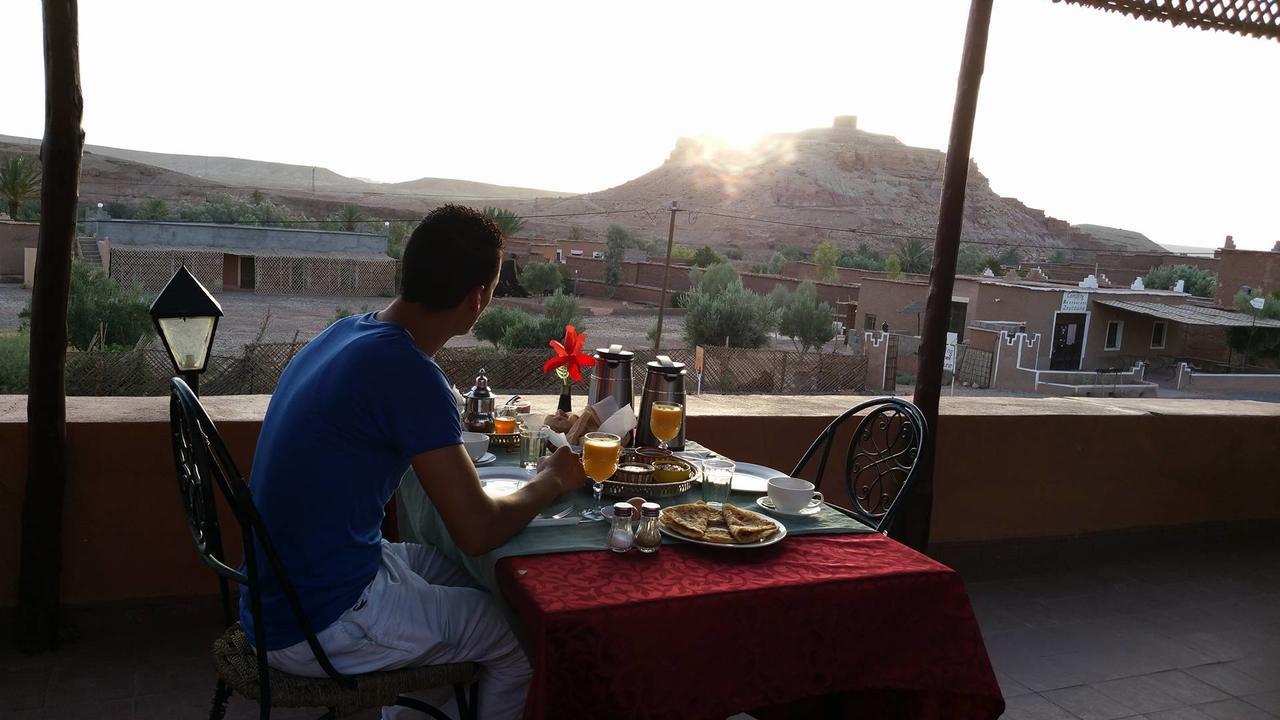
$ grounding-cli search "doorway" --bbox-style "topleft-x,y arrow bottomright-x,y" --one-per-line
1050,312 -> 1087,370
239,256 -> 256,290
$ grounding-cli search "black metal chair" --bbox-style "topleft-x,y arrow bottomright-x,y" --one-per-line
790,397 -> 929,534
168,377 -> 478,720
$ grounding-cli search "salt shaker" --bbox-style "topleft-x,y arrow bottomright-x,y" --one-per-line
635,502 -> 662,554
608,502 -> 635,553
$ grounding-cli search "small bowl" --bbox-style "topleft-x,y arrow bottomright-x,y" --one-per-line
633,447 -> 673,462
615,462 -> 656,484
652,461 -> 692,484
461,431 -> 490,461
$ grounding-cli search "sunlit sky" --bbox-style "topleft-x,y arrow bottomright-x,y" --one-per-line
4,1 -> 1278,250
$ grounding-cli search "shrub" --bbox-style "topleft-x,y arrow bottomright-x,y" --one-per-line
541,291 -> 582,329
692,245 -> 726,268
683,265 -> 773,348
501,315 -> 563,349
519,262 -> 564,296
724,248 -> 744,260
670,245 -> 696,262
777,281 -> 836,352
20,260 -> 153,350
0,332 -> 29,393
837,243 -> 883,271
1144,264 -> 1216,299
473,306 -> 532,347
136,199 -> 170,220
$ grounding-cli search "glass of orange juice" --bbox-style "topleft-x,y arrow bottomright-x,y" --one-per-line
649,402 -> 683,451
493,406 -> 518,435
581,432 -> 621,520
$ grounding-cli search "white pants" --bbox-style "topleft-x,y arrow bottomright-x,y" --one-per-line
266,541 -> 531,720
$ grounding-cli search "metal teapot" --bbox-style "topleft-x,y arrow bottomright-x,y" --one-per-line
462,368 -> 495,433
587,345 -> 635,410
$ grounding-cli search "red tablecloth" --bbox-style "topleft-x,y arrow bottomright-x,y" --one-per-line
496,533 -> 1004,720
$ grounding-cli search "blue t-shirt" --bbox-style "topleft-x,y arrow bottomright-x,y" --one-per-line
240,312 -> 461,650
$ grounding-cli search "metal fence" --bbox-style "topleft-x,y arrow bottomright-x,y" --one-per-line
953,345 -> 993,388
63,341 -> 305,396
59,343 -> 869,397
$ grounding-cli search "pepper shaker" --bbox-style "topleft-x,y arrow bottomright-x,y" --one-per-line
635,502 -> 662,553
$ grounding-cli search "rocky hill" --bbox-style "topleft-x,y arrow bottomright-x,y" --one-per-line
511,118 -> 1163,259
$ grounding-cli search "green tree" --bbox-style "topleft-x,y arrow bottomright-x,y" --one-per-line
0,332 -> 29,393
996,247 -> 1022,267
0,155 -> 40,219
482,207 -> 526,236
104,201 -> 136,219
891,237 -> 933,275
777,281 -> 836,352
519,261 -> 564,296
1049,249 -> 1070,264
837,243 -> 883,271
883,254 -> 903,279
20,260 -> 153,350
724,248 -> 744,260
670,245 -> 696,262
692,245 -> 726,268
683,265 -> 773,348
605,224 -> 640,287
813,239 -> 840,282
750,252 -> 787,275
1143,264 -> 1216,299
473,306 -> 532,347
250,189 -> 267,205
956,245 -> 985,275
1226,290 -> 1280,362
136,199 -> 169,220
385,221 -> 410,259
779,246 -> 808,262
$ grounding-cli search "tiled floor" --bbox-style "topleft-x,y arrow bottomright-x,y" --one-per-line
952,532 -> 1280,720
2,532 -> 1277,719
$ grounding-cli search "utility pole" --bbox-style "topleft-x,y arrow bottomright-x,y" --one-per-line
652,201 -> 682,351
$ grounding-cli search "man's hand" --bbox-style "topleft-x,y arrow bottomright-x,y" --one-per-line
537,446 -> 588,495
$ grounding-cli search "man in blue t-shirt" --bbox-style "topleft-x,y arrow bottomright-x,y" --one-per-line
243,204 -> 586,720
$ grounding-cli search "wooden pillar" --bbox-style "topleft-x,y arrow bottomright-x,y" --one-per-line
16,0 -> 85,652
898,0 -> 994,552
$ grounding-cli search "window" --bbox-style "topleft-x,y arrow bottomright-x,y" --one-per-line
1104,320 -> 1123,351
1150,321 -> 1167,350
865,314 -> 877,332
570,249 -> 583,256
592,251 -> 604,259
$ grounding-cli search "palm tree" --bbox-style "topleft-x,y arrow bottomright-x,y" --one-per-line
0,155 -> 41,219
482,206 -> 526,237
892,237 -> 933,275
335,204 -> 366,232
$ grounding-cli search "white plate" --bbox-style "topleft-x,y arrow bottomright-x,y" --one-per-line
729,462 -> 791,493
472,452 -> 497,467
658,510 -> 787,549
477,466 -> 533,497
756,496 -> 822,518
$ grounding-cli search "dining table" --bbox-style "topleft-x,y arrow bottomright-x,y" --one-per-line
393,441 -> 1004,720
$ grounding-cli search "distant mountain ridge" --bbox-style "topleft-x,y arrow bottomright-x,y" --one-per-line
0,133 -> 573,199
507,119 -> 1164,258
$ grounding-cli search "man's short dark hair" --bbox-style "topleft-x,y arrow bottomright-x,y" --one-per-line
400,205 -> 504,309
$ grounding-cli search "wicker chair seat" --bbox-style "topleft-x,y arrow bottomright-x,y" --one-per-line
213,623 -> 477,717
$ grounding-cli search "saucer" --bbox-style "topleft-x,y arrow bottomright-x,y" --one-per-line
756,496 -> 821,517
472,452 -> 497,467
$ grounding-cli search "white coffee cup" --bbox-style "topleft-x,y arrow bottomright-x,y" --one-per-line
767,476 -> 823,513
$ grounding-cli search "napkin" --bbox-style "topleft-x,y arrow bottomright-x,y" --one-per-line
598,403 -> 637,439
547,430 -> 570,450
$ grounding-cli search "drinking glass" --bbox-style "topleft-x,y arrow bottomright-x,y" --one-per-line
580,432 -> 621,520
519,425 -> 548,470
493,405 -> 518,435
649,401 -> 684,451
702,458 -> 735,508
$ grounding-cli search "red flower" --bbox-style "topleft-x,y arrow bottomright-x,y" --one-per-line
543,325 -> 594,382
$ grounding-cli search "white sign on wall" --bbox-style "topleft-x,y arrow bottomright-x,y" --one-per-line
1061,292 -> 1088,313
943,332 -> 959,372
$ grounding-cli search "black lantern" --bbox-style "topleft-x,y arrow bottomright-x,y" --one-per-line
148,266 -> 223,395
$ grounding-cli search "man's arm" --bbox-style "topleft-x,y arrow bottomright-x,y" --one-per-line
410,445 -> 587,556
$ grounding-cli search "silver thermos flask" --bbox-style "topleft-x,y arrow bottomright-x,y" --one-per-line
635,357 -> 687,450
587,346 -> 635,409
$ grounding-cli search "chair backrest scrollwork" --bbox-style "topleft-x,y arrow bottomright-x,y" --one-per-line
790,397 -> 929,534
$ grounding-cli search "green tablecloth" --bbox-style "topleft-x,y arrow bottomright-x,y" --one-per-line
393,444 -> 874,597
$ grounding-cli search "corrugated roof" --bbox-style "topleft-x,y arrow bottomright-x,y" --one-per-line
1093,299 -> 1280,328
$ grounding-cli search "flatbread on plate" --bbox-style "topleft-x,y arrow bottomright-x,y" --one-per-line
660,501 -> 778,544
722,503 -> 779,543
